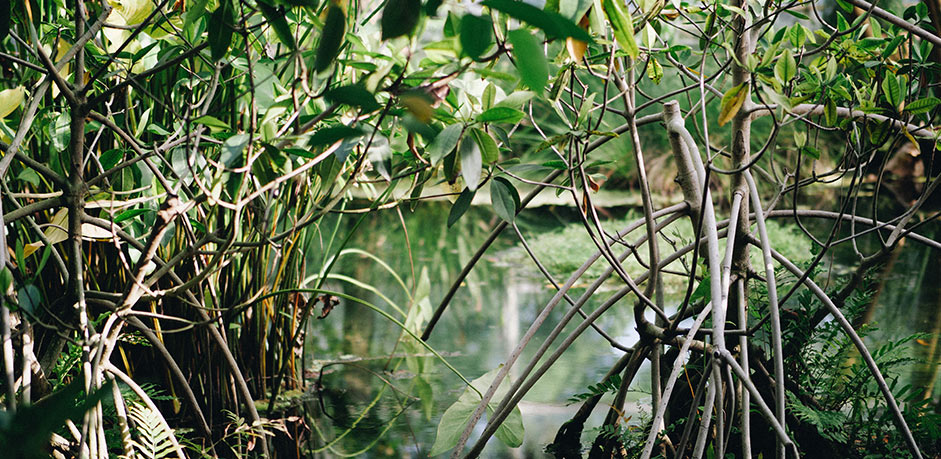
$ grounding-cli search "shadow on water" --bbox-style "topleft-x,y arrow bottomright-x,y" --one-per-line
300,195 -> 941,457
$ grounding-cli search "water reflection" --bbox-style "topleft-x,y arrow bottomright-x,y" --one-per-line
303,198 -> 940,457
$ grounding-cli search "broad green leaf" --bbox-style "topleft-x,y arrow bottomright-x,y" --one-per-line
192,115 -> 229,133
602,0 -> 638,59
905,97 -> 941,115
257,0 -> 296,50
221,133 -> 249,167
774,48 -> 797,84
114,208 -> 152,223
490,176 -> 520,223
718,82 -> 748,127
414,375 -> 434,420
0,86 -> 24,119
447,187 -> 476,227
309,125 -> 364,148
184,0 -> 210,31
208,0 -> 235,61
477,106 -> 525,124
0,267 -> 12,295
482,0 -> 593,42
429,124 -> 463,165
471,128 -> 499,164
793,130 -> 806,148
459,135 -> 482,191
494,91 -> 535,109
325,84 -> 380,112
99,149 -> 125,170
314,3 -> 346,73
460,14 -> 493,59
882,73 -> 901,110
430,366 -> 525,456
802,146 -> 821,159
381,0 -> 421,40
508,29 -> 548,94
16,284 -> 42,315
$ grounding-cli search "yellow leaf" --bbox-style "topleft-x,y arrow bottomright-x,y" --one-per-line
400,93 -> 433,123
566,37 -> 587,62
718,82 -> 748,127
0,86 -> 25,120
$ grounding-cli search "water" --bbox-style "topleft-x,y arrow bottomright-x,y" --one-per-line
300,196 -> 941,457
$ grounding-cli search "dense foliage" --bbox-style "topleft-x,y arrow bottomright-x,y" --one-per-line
0,0 -> 939,456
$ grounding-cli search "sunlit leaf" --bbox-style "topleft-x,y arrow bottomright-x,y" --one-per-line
476,106 -> 525,124
774,48 -> 797,84
718,82 -> 748,127
0,86 -> 24,119
602,0 -> 638,59
192,115 -> 230,133
905,97 -> 941,115
459,135 -> 482,191
471,127 -> 499,164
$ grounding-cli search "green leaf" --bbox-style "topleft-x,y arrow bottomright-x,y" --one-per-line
257,0 -> 296,50
602,0 -> 638,59
476,107 -> 525,124
192,115 -> 230,133
471,127 -> 499,164
16,284 -> 41,315
314,4 -> 346,73
508,29 -> 548,94
882,73 -> 901,109
905,97 -> 941,115
16,169 -> 38,187
100,149 -> 125,170
489,176 -> 520,223
481,0 -> 593,42
494,91 -> 535,109
309,125 -> 364,148
460,14 -> 493,59
184,0 -> 210,31
381,0 -> 422,40
221,133 -> 249,167
774,48 -> 797,84
208,0 -> 235,61
429,124 -> 463,165
114,208 -> 152,223
718,82 -> 748,127
0,267 -> 11,295
648,57 -> 663,84
429,366 -> 525,456
447,187 -> 476,227
459,135 -> 482,191
325,84 -> 380,112
801,145 -> 821,159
